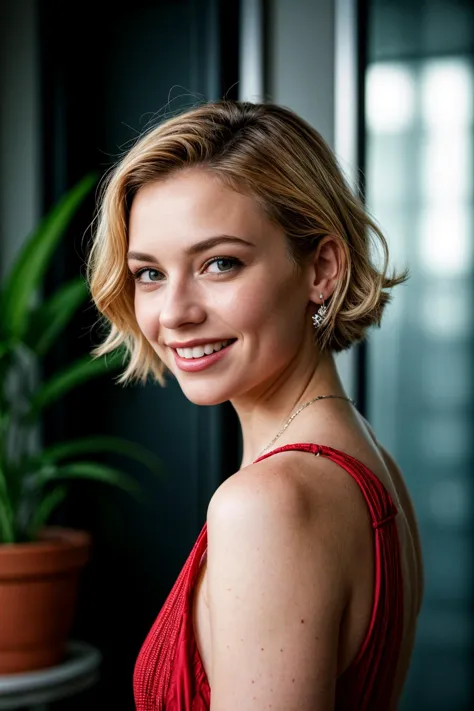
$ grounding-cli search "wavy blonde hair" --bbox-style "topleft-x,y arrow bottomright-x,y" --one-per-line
87,100 -> 407,385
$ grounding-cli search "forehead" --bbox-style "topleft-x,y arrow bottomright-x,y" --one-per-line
128,169 -> 276,249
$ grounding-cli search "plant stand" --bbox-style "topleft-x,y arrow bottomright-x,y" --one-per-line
0,640 -> 101,710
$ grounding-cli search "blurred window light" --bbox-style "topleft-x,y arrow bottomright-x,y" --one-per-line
420,416 -> 472,461
421,347 -> 473,406
420,285 -> 472,339
418,207 -> 472,277
420,133 -> 473,203
420,58 -> 473,129
429,479 -> 471,527
366,63 -> 416,133
366,137 -> 410,204
425,533 -> 473,601
418,607 -> 474,649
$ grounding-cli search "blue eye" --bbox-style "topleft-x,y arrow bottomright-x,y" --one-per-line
206,257 -> 243,274
134,268 -> 163,283
131,256 -> 243,284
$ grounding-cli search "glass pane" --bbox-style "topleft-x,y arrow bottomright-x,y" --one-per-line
365,2 -> 474,709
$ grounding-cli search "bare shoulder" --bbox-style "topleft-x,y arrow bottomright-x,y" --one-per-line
208,449 -> 372,575
204,455 -> 359,711
207,456 -> 326,589
208,454 -> 314,526
209,446 -> 367,526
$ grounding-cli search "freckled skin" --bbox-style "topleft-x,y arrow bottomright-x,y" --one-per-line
129,170 -> 312,409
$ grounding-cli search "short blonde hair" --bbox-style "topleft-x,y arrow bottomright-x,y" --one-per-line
87,100 -> 407,385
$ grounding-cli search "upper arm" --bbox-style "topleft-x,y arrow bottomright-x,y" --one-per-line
206,465 -> 347,711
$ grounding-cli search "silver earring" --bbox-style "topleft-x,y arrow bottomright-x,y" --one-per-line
312,293 -> 327,328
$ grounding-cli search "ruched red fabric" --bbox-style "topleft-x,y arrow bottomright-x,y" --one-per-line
133,443 -> 404,710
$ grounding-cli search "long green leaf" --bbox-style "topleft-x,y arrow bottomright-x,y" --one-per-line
0,503 -> 14,544
24,277 -> 89,356
0,463 -> 14,543
1,173 -> 97,340
26,350 -> 125,419
27,485 -> 67,541
40,461 -> 142,500
29,435 -> 162,476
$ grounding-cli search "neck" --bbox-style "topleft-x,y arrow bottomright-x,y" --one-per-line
231,350 -> 348,468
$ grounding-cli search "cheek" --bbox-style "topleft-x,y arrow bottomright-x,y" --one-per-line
134,293 -> 158,342
222,272 -> 304,336
217,280 -> 273,331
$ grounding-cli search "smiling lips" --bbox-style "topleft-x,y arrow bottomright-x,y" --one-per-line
176,339 -> 233,359
171,339 -> 235,372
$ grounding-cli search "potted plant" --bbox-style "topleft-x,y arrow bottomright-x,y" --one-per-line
0,175 -> 160,674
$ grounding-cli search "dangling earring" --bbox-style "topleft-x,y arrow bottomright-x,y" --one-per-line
312,293 -> 327,328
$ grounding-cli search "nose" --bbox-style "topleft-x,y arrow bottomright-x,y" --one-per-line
159,277 -> 206,330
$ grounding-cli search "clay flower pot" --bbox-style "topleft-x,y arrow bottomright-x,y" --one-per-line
0,526 -> 91,674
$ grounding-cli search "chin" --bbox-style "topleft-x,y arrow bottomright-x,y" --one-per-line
175,379 -> 234,407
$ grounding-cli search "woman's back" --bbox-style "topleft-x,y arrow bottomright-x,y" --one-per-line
292,407 -> 422,706
356,417 -> 423,707
134,406 -> 422,710
191,406 -> 423,710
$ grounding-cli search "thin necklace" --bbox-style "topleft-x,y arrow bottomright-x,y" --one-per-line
257,394 -> 355,459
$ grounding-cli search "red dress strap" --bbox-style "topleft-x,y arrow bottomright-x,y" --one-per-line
254,442 -> 404,710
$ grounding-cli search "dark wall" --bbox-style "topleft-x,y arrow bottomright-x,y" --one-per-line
38,1 -> 240,708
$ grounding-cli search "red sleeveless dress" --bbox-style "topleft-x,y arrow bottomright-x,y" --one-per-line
133,443 -> 404,710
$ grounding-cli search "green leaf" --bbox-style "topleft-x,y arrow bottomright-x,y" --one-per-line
40,461 -> 142,500
1,173 -> 97,340
30,435 -> 162,476
0,336 -> 15,366
0,503 -> 14,543
27,485 -> 67,541
0,341 -> 8,361
24,277 -> 89,356
0,463 -> 14,543
26,349 -> 125,419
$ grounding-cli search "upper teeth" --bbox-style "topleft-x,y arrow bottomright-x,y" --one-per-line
176,340 -> 232,359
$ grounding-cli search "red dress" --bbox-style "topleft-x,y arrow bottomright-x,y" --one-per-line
133,443 -> 404,710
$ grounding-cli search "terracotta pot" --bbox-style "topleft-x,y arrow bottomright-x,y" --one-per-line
0,526 -> 91,674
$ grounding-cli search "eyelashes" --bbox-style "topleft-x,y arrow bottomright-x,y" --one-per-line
205,256 -> 244,274
131,256 -> 244,284
132,267 -> 163,283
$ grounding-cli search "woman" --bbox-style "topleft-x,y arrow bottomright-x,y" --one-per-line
87,101 -> 423,711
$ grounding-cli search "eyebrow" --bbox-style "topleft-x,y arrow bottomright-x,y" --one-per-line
127,235 -> 255,262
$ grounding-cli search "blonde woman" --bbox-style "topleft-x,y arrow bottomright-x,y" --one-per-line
87,101 -> 423,711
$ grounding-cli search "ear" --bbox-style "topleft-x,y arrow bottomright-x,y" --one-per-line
307,235 -> 345,303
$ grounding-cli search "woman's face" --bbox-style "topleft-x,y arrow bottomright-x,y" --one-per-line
128,169 -> 315,406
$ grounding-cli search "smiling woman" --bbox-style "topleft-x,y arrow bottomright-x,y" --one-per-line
86,101 -> 423,711
88,101 -> 405,387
